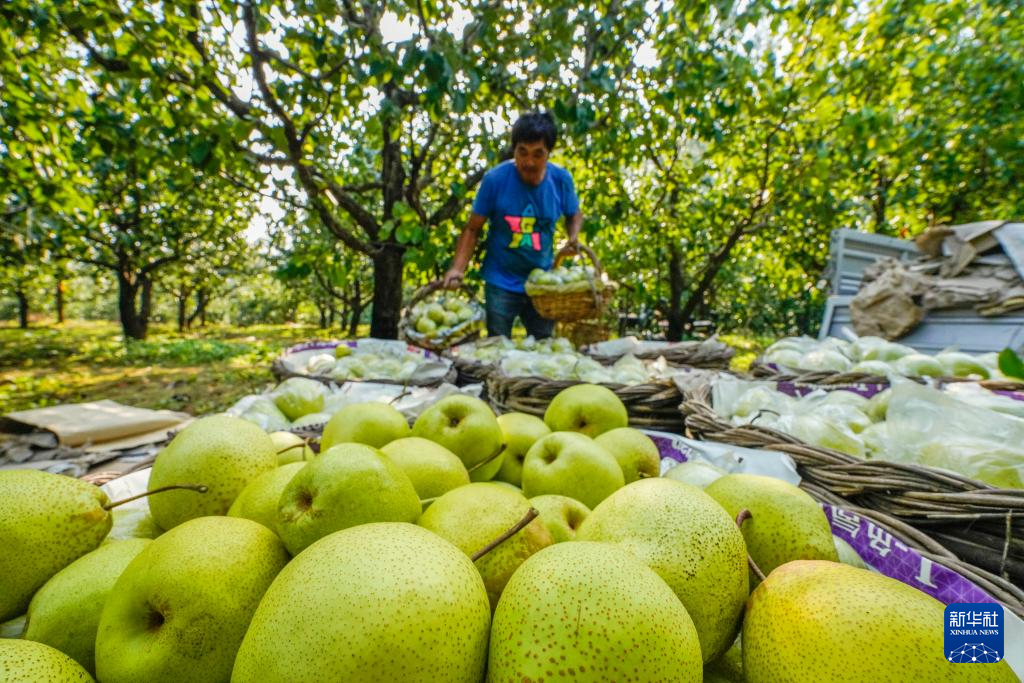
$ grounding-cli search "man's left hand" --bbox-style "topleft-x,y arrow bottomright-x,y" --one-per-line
556,239 -> 581,260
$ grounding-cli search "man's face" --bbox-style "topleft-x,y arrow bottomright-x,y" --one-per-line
514,140 -> 550,186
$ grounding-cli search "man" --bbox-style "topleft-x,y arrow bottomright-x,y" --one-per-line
442,111 -> 583,339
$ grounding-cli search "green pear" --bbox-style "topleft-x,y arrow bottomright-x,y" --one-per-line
488,541 -> 702,682
270,377 -> 325,420
706,474 -> 838,582
418,483 -> 552,609
321,402 -> 411,450
379,436 -> 470,504
744,561 -> 1018,682
594,427 -> 660,483
0,470 -> 114,621
411,395 -> 503,480
704,636 -> 744,683
494,412 -> 551,486
0,639 -> 94,682
664,460 -> 726,489
147,415 -> 278,531
232,523 -> 491,683
227,462 -> 305,536
521,432 -> 624,509
95,516 -> 288,683
269,431 -> 314,465
104,507 -> 161,543
577,478 -> 748,662
529,494 -> 590,543
24,539 -> 151,675
277,443 -> 421,555
543,383 -> 628,437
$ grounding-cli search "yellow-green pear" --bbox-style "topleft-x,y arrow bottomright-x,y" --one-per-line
24,539 -> 151,675
543,383 -> 628,437
494,412 -> 551,486
269,431 -> 314,465
577,478 -> 748,662
411,395 -> 503,479
0,639 -> 93,682
147,415 -> 277,531
95,516 -> 288,683
521,432 -> 624,509
833,535 -> 868,569
594,427 -> 660,483
488,541 -> 702,682
0,470 -> 114,621
744,561 -> 1018,682
664,459 -> 726,489
529,494 -> 590,543
232,523 -> 491,683
418,483 -> 552,609
321,402 -> 410,450
227,462 -> 305,536
277,443 -> 421,555
380,436 -> 470,505
705,474 -> 838,581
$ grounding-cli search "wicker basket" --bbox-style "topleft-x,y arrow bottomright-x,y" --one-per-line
681,386 -> 1024,613
588,338 -> 735,369
271,342 -> 457,388
400,281 -> 484,352
556,319 -> 610,348
527,244 -> 615,323
487,371 -> 685,432
750,359 -> 1024,392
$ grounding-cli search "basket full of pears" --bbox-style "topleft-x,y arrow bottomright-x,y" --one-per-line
402,281 -> 484,352
525,243 -> 616,323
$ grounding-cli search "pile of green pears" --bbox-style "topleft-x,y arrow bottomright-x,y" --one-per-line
0,383 -> 1017,682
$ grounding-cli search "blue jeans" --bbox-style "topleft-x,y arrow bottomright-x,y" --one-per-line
485,283 -> 555,339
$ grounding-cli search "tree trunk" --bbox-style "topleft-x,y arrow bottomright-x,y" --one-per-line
369,246 -> 404,339
666,242 -> 685,342
117,272 -> 150,340
317,303 -> 328,329
187,287 -> 208,328
55,280 -> 64,324
679,221 -> 749,325
177,293 -> 188,332
16,288 -> 29,329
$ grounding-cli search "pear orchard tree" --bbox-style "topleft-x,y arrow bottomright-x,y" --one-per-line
53,0 -> 659,338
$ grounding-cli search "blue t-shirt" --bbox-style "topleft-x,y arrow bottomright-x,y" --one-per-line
472,160 -> 580,293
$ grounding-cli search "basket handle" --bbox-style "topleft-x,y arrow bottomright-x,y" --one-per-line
405,280 -> 480,312
553,242 -> 604,280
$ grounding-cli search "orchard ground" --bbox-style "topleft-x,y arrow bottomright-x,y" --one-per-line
0,319 -> 766,415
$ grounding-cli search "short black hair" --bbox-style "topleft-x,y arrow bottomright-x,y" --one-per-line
511,111 -> 557,151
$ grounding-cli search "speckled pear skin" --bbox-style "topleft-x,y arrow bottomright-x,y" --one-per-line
276,444 -> 421,555
24,538 -> 151,675
227,462 -> 305,537
231,523 -> 491,683
529,494 -> 591,543
418,483 -> 553,609
0,639 -> 94,682
95,517 -> 288,683
576,478 -> 748,662
487,541 -> 702,683
0,469 -> 113,621
705,473 -> 838,583
743,561 -> 1018,682
521,432 -> 625,509
147,416 -> 278,531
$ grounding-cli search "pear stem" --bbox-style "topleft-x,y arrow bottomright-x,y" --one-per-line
276,437 -> 314,457
466,443 -> 505,474
471,507 -> 538,561
735,508 -> 767,583
102,484 -> 209,511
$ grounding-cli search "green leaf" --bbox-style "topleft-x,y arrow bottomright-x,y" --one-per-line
998,348 -> 1024,380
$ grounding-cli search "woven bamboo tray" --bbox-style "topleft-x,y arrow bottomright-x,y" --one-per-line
587,339 -> 735,369
750,359 -> 1024,392
487,371 -> 685,432
681,386 -> 1024,613
271,354 -> 457,388
400,281 -> 484,352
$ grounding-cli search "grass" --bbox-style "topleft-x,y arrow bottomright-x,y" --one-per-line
0,319 -> 774,417
0,320 -> 349,415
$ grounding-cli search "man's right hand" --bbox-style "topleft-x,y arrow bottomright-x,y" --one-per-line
441,268 -> 464,290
